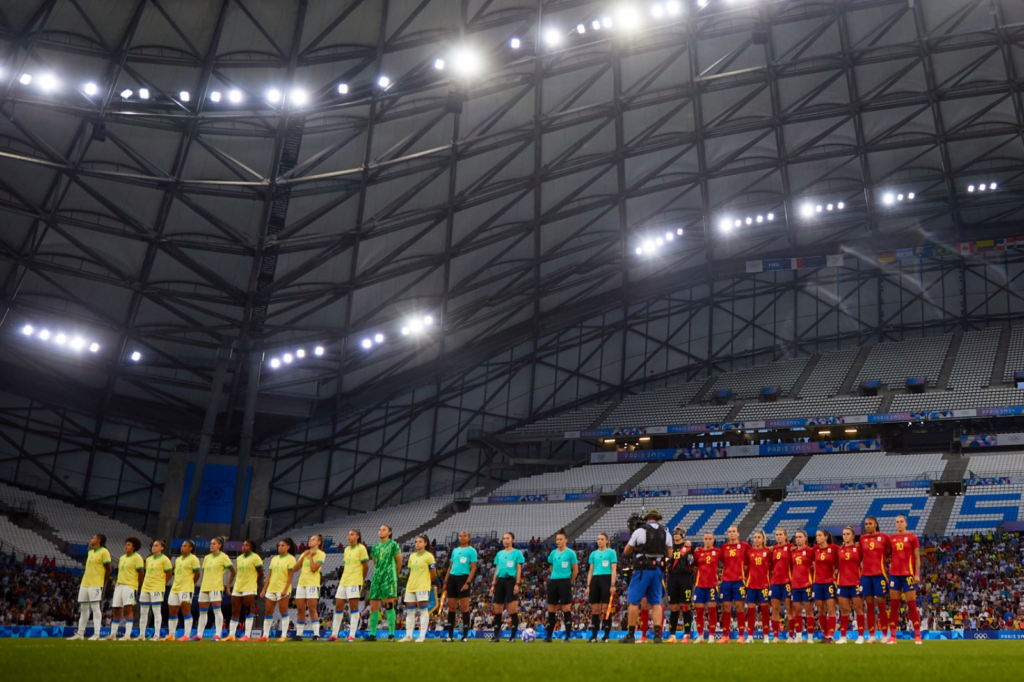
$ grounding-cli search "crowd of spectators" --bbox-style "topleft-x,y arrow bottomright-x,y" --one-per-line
2,532 -> 1023,634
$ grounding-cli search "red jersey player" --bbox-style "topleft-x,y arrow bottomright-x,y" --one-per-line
812,530 -> 840,641
887,514 -> 922,644
744,530 -> 772,643
836,527 -> 863,644
859,516 -> 890,642
692,532 -> 722,643
790,530 -> 815,643
718,526 -> 750,643
769,528 -> 794,643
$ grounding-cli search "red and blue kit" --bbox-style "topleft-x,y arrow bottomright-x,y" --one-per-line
769,543 -> 792,602
693,547 -> 721,604
744,548 -> 771,605
790,546 -> 814,603
859,532 -> 889,598
836,544 -> 862,600
812,544 -> 839,601
888,533 -> 919,593
719,541 -> 750,602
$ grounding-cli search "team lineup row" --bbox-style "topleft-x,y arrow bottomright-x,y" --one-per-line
61,512 -> 925,645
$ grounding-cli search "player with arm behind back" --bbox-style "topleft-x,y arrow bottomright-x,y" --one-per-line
719,525 -> 751,643
812,529 -> 840,643
692,532 -> 721,643
108,537 -> 144,641
136,539 -> 172,640
744,530 -> 772,643
258,538 -> 296,642
859,516 -> 890,643
666,528 -> 694,643
443,530 -> 478,642
769,529 -> 793,643
887,514 -> 922,645
836,526 -> 864,644
329,529 -> 369,641
68,534 -> 111,641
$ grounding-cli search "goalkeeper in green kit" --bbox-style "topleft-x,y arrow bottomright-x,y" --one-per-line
366,524 -> 403,641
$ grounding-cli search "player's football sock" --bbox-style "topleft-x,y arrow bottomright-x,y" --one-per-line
112,619 -> 121,637
788,617 -> 794,638
888,604 -> 900,634
153,606 -> 163,638
793,615 -> 802,637
562,611 -> 572,639
312,619 -> 321,637
603,617 -> 612,638
78,607 -> 89,634
90,603 -> 102,636
546,612 -> 557,638
279,615 -> 290,637
746,607 -> 756,636
818,615 -> 827,637
511,613 -> 520,638
682,609 -> 693,636
772,618 -> 780,638
446,610 -> 456,637
653,625 -> 662,640
245,615 -> 254,638
229,619 -> 239,637
840,615 -> 850,637
827,616 -> 836,638
668,611 -> 679,635
370,611 -> 381,635
590,614 -> 601,637
696,607 -> 705,638
640,609 -> 649,638
721,610 -> 731,638
460,609 -> 470,638
907,601 -> 921,635
349,612 -> 360,637
169,615 -> 179,637
805,616 -> 814,637
707,607 -> 717,637
865,606 -> 874,635
332,610 -> 344,637
214,609 -> 224,637
196,609 -> 208,637
735,609 -> 744,639
760,605 -> 770,635
138,605 -> 150,637
183,615 -> 193,638
387,608 -> 397,636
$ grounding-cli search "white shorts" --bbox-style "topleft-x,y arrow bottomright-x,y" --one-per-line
139,591 -> 164,604
265,592 -> 289,602
404,590 -> 429,604
230,591 -> 256,598
112,585 -> 137,608
78,586 -> 102,603
335,584 -> 361,600
294,586 -> 320,599
198,591 -> 222,603
168,592 -> 192,607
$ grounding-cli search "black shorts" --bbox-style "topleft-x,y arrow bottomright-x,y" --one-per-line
547,578 -> 573,606
493,577 -> 518,604
668,574 -> 694,605
588,575 -> 612,605
446,574 -> 470,597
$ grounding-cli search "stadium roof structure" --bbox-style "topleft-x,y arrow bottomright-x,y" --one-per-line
2,0 -> 1024,528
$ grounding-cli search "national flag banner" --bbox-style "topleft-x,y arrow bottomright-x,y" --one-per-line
976,239 -> 995,253
933,245 -> 954,258
790,257 -> 804,269
916,245 -> 934,259
877,251 -> 895,263
995,238 -> 1007,252
803,255 -> 827,268
957,242 -> 974,256
895,247 -> 915,260
827,254 -> 844,267
746,260 -> 764,273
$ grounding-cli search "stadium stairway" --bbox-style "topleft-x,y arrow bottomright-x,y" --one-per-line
398,501 -> 459,545
738,500 -> 776,540
788,354 -> 821,398
589,400 -> 621,430
768,455 -> 812,489
687,376 -> 717,405
557,463 -> 662,542
938,327 -> 964,389
840,347 -> 872,394
992,326 -> 1011,386
924,495 -> 957,537
876,390 -> 895,414
617,463 -> 663,493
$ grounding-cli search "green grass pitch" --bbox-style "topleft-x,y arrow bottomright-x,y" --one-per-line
4,640 -> 1024,681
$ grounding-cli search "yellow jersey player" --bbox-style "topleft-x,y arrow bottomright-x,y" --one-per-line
258,538 -> 296,642
136,540 -> 172,640
193,537 -> 235,641
166,539 -> 200,641
329,529 -> 369,642
68,534 -> 111,640
225,540 -> 263,641
292,534 -> 326,639
401,535 -> 436,642
107,537 -> 144,640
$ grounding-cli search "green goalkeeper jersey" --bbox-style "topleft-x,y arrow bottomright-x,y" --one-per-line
371,539 -> 401,585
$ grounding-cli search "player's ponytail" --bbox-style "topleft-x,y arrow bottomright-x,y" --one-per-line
351,529 -> 363,546
281,537 -> 297,556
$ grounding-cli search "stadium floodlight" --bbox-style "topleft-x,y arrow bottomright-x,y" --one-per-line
138,88 -> 149,100
665,231 -> 674,241
314,346 -> 325,356
361,338 -> 373,349
270,358 -> 281,369
756,215 -> 763,223
767,213 -> 774,221
544,28 -> 561,46
897,193 -> 904,201
374,333 -> 385,344
290,89 -> 308,106
283,353 -> 293,364
39,330 -> 50,340
267,88 -> 282,103
656,237 -> 664,246
907,192 -> 915,199
130,351 -> 141,361
652,4 -> 664,19
827,203 -> 834,211
19,74 -> 32,85
338,83 -> 349,94
990,183 -> 997,190
54,334 -> 66,345
38,74 -> 58,91
423,315 -> 434,325
882,193 -> 895,205
378,75 -> 391,88
402,326 -> 411,335
210,91 -> 222,102
120,89 -> 133,99
801,204 -> 814,218
592,20 -> 602,30
180,91 -> 190,102
667,1 -> 682,15
70,337 -> 85,350
510,37 -> 521,49
617,5 -> 642,30
296,349 -> 306,359
577,24 -> 586,34
21,325 -> 33,335
816,205 -> 823,213
435,58 -> 445,70
745,217 -> 752,225
837,202 -> 845,209
602,16 -> 613,28
643,240 -> 655,252
967,184 -> 975,192
697,0 -> 708,7
228,89 -> 243,103
453,49 -> 483,76
84,82 -> 98,96
677,228 -> 684,235
635,247 -> 643,255
978,184 -> 987,192
89,343 -> 100,352
720,219 -> 732,231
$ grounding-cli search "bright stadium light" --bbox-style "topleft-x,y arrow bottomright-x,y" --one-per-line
897,193 -> 904,201
39,330 -> 50,340
54,333 -> 66,345
617,5 -> 642,30
907,192 -> 915,199
720,219 -> 732,232
270,358 -> 281,369
70,337 -> 85,350
602,16 -> 613,28
402,326 -> 411,335
453,49 -> 482,76
210,91 -> 222,102
677,228 -> 684,235
882,193 -> 895,205
801,204 -> 814,218
756,215 -> 763,223
120,88 -> 133,99
228,89 -> 243,103
130,351 -> 141,362
361,338 -> 373,349
635,247 -> 643,255
89,343 -> 100,353
180,91 -> 190,102
290,89 -> 308,106
667,1 -> 682,15
378,75 -> 391,89
652,4 -> 664,19
19,74 -> 32,85
267,88 -> 282,103
510,37 -> 521,49
544,28 -> 561,46
84,82 -> 98,96
665,231 -> 674,241
837,202 -> 845,209
827,203 -> 834,211
656,237 -> 664,246
21,325 -> 33,335
423,315 -> 434,325
434,58 -> 445,70
338,83 -> 349,94
283,353 -> 293,364
990,183 -> 997,190
816,205 -> 823,213
697,0 -> 708,6
767,213 -> 774,221
577,23 -> 586,34
314,346 -> 325,356
592,19 -> 602,30
374,333 -> 385,344
296,349 -> 306,358
138,88 -> 150,100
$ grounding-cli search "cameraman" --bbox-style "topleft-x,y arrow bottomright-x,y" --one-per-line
621,508 -> 672,643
